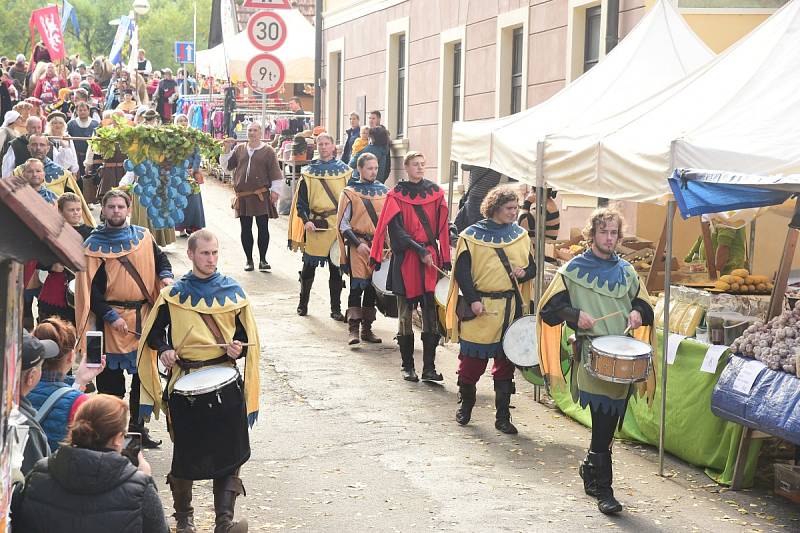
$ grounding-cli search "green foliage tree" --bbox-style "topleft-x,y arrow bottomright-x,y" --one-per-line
0,0 -> 211,73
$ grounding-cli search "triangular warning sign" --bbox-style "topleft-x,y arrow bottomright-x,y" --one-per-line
242,0 -> 291,8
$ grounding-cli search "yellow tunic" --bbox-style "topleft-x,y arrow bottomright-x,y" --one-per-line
445,221 -> 532,356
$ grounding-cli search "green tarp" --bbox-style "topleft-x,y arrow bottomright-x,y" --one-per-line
549,329 -> 761,487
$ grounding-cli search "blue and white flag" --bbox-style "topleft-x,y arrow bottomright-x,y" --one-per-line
109,15 -> 132,65
60,0 -> 80,39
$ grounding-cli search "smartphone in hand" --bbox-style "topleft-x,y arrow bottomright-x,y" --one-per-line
121,432 -> 142,466
85,331 -> 103,367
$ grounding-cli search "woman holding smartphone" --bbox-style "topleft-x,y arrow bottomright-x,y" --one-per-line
15,394 -> 169,533
28,317 -> 107,452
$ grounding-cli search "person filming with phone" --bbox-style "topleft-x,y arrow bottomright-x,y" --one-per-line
15,394 -> 169,532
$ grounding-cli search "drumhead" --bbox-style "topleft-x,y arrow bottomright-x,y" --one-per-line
38,270 -> 48,284
502,315 -> 538,367
591,335 -> 651,356
68,279 -> 76,294
434,277 -> 460,307
173,366 -> 238,396
329,240 -> 341,266
371,258 -> 391,295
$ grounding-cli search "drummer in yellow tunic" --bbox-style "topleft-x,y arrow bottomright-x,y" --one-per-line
137,229 -> 260,533
335,152 -> 389,345
13,132 -> 94,226
445,188 -> 535,435
288,133 -> 351,320
538,207 -> 655,516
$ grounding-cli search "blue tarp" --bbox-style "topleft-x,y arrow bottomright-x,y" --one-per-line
668,169 -> 792,218
711,355 -> 800,446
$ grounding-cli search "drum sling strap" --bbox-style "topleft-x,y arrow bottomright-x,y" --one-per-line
493,248 -> 522,339
412,203 -> 439,297
175,314 -> 230,371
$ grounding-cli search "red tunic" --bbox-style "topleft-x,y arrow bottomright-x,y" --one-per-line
370,180 -> 451,303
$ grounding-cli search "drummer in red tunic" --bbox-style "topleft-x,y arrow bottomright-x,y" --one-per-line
538,207 -> 656,515
137,229 -> 261,533
369,151 -> 452,382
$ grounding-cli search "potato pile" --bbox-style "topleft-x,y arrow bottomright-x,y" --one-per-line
713,269 -> 773,294
730,301 -> 800,374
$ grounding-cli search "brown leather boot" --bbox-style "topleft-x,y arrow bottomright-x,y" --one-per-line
347,307 -> 362,345
213,475 -> 248,533
360,307 -> 382,343
167,473 -> 195,533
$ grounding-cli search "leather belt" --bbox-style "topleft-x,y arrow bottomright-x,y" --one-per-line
176,354 -> 231,371
106,299 -> 147,309
477,290 -> 515,299
232,187 -> 269,210
103,162 -> 125,168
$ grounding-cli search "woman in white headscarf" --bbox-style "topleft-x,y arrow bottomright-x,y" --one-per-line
46,111 -> 79,174
0,110 -> 20,164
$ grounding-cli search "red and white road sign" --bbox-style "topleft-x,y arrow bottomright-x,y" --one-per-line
246,53 -> 285,94
247,11 -> 287,52
242,0 -> 291,8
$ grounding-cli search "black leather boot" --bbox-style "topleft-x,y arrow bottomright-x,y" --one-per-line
347,307 -> 362,345
494,380 -> 518,434
455,381 -> 477,425
213,475 -> 248,533
297,273 -> 313,316
360,307 -> 382,343
329,274 -> 344,321
128,421 -> 161,449
397,334 -> 418,382
589,451 -> 623,514
420,332 -> 443,382
579,452 -> 598,497
167,473 -> 196,533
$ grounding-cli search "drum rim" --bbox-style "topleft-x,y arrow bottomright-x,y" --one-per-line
173,366 -> 239,396
371,258 -> 392,295
590,335 -> 651,357
584,358 -> 650,383
501,313 -> 538,368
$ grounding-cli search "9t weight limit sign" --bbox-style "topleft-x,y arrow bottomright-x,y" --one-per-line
245,53 -> 285,94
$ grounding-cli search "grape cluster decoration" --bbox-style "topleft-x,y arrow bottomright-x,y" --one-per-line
123,158 -> 192,229
730,301 -> 800,375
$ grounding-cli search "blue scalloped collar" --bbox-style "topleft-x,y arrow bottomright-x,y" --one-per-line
84,225 -> 146,254
350,180 -> 388,197
464,220 -> 524,244
43,157 -> 67,182
168,271 -> 246,308
564,250 -> 631,292
306,158 -> 351,177
37,186 -> 58,204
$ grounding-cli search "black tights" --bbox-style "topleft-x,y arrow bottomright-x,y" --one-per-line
590,407 -> 620,452
239,215 -> 270,262
95,368 -> 141,428
300,259 -> 341,283
347,284 -> 377,308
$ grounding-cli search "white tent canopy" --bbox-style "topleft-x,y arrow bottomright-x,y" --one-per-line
449,0 -> 713,185
544,0 -> 800,203
195,8 -> 315,84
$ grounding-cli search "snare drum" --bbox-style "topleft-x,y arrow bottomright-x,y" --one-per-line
173,366 -> 239,398
586,335 -> 651,383
67,279 -> 76,308
371,257 -> 392,295
434,277 -> 462,307
329,239 -> 341,266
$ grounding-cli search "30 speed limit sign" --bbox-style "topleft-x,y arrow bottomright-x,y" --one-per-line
247,11 -> 287,52
246,53 -> 285,94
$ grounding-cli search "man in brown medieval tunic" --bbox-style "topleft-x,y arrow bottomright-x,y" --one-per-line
221,122 -> 283,271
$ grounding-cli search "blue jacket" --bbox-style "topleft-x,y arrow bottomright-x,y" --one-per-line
27,377 -> 83,452
349,143 -> 391,183
341,127 -> 360,164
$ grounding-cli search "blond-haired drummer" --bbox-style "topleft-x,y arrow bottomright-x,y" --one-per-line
538,207 -> 655,515
445,187 -> 535,434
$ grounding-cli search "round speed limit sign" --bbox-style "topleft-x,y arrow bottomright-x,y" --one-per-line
246,53 -> 285,94
247,11 -> 287,52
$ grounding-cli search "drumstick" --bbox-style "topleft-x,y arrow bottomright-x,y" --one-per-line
594,311 -> 622,322
174,326 -> 194,358
431,263 -> 450,278
183,343 -> 257,348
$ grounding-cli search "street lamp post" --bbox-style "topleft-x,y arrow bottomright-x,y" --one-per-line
132,0 -> 150,76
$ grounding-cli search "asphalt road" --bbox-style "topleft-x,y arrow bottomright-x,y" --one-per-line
142,178 -> 799,532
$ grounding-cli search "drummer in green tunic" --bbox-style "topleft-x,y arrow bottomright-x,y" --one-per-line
537,207 -> 656,516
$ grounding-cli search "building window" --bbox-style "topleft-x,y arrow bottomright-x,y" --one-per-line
396,35 -> 406,138
334,52 -> 343,142
510,27 -> 523,114
452,42 -> 462,122
583,6 -> 601,73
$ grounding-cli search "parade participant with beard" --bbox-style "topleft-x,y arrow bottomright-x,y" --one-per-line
335,152 -> 389,345
445,188 -> 535,434
538,207 -> 656,515
2,115 -> 49,176
289,133 -> 351,319
369,151 -> 451,382
11,133 -> 94,225
138,229 -> 259,533
74,190 -> 174,449
37,193 -> 94,324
